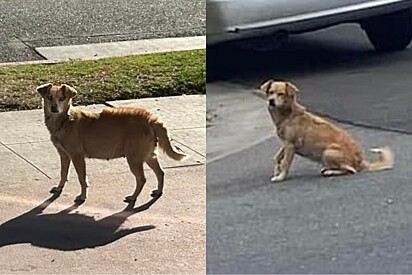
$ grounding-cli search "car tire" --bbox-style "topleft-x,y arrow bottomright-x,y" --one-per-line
362,8 -> 412,51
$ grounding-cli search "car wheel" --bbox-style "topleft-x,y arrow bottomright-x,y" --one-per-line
362,8 -> 412,51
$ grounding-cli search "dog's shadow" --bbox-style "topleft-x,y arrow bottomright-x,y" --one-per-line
0,194 -> 160,251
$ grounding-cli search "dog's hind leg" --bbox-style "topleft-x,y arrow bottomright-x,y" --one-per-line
321,148 -> 357,177
71,154 -> 89,202
50,148 -> 71,195
125,157 -> 146,203
321,168 -> 354,177
146,157 -> 165,197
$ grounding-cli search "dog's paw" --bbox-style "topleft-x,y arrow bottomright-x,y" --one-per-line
50,186 -> 63,194
74,194 -> 86,203
320,167 -> 328,174
321,169 -> 346,177
151,189 -> 163,197
273,167 -> 282,176
271,174 -> 286,182
124,195 -> 137,203
321,170 -> 335,177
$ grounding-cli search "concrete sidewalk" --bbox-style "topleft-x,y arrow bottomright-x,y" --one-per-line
0,36 -> 206,66
207,82 -> 272,163
36,36 -> 206,62
0,95 -> 205,274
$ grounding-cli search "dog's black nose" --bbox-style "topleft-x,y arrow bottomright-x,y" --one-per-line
51,105 -> 58,113
269,99 -> 275,106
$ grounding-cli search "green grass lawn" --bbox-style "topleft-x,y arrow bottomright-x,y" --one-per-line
0,49 -> 205,112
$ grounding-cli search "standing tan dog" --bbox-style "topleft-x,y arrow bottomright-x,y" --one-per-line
37,83 -> 186,203
256,80 -> 393,182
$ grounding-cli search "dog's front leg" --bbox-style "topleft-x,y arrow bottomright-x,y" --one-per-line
271,143 -> 295,182
273,146 -> 285,177
50,149 -> 71,195
71,154 -> 88,203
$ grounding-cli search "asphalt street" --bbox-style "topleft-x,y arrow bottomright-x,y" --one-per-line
207,23 -> 412,273
0,0 -> 205,62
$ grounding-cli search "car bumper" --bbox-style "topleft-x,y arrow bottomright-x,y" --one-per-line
207,0 -> 412,45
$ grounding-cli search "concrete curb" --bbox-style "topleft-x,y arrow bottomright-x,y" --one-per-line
36,36 -> 205,62
0,36 -> 205,67
0,59 -> 61,67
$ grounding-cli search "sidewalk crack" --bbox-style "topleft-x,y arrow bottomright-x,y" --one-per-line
170,126 -> 205,131
172,138 -> 205,158
0,142 -> 52,179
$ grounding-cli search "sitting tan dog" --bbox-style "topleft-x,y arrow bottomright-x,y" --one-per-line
256,80 -> 393,182
37,83 -> 186,203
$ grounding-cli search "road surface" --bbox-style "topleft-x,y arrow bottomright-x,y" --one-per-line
207,23 -> 412,274
0,0 -> 205,62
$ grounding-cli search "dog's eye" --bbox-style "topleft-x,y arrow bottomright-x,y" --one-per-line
47,95 -> 53,101
59,96 -> 66,102
278,93 -> 285,97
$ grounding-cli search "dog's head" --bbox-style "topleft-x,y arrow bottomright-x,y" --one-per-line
260,80 -> 299,109
37,84 -> 77,115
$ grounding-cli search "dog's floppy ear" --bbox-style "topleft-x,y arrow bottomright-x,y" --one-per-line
285,81 -> 299,95
36,83 -> 52,97
60,84 -> 78,98
260,79 -> 273,94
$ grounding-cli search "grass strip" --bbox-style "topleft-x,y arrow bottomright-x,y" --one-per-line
0,49 -> 205,112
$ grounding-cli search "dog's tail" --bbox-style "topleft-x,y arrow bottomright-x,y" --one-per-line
152,121 -> 187,161
361,146 -> 394,171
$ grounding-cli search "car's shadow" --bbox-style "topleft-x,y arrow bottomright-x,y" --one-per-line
0,194 -> 160,251
207,24 -> 406,82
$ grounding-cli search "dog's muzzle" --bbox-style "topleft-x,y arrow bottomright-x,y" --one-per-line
268,99 -> 275,107
51,105 -> 59,113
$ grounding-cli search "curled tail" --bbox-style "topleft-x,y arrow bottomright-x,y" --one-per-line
152,120 -> 186,161
362,146 -> 394,171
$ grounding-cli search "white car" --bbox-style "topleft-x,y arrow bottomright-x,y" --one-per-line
207,0 -> 412,51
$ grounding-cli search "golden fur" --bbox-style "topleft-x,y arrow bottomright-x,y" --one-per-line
256,80 -> 393,182
37,83 -> 186,203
